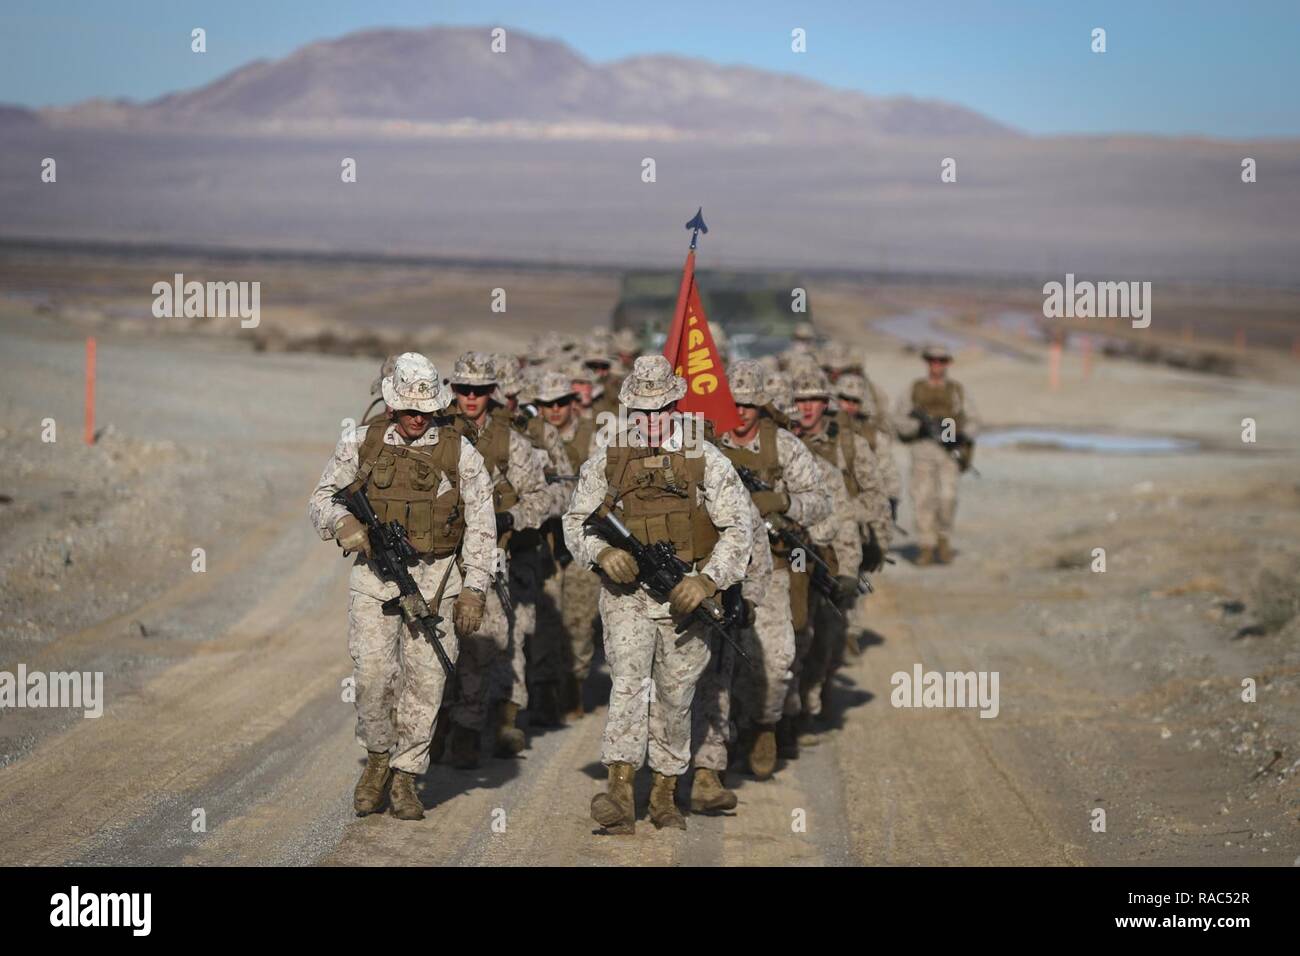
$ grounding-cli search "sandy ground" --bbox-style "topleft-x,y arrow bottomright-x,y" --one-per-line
0,296 -> 1297,866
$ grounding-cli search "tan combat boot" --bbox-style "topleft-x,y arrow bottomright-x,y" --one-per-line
749,725 -> 778,780
494,701 -> 526,757
690,768 -> 738,813
916,546 -> 935,567
448,722 -> 480,770
936,536 -> 954,564
388,769 -> 425,821
775,715 -> 799,760
353,750 -> 393,816
648,772 -> 687,830
590,761 -> 636,834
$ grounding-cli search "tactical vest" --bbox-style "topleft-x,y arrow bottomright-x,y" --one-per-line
805,420 -> 860,497
348,424 -> 464,557
720,418 -> 784,505
562,417 -> 596,473
910,379 -> 966,432
722,418 -> 797,562
838,409 -> 878,452
464,411 -> 520,513
602,443 -> 719,565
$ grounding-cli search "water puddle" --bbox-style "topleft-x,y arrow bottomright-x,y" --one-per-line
981,428 -> 1199,454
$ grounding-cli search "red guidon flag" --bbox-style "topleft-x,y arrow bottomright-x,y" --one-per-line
662,249 -> 741,434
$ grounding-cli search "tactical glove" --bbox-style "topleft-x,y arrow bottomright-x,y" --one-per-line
335,514 -> 372,558
596,547 -> 638,585
453,587 -> 485,636
669,573 -> 716,615
750,489 -> 790,517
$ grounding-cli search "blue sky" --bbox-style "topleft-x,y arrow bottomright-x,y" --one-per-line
2,0 -> 1297,137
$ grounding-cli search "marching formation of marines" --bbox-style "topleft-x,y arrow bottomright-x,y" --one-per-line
310,325 -> 980,830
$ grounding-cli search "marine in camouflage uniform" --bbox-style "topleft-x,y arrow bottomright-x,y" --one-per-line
705,360 -> 831,782
519,371 -> 581,725
563,356 -> 753,833
584,338 -> 623,421
446,352 -> 551,766
309,353 -> 496,821
836,372 -> 901,574
539,376 -> 603,720
893,342 -> 982,565
494,361 -> 576,730
791,366 -> 886,731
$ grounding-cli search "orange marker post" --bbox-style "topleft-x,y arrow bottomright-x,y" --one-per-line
85,337 -> 96,445
1081,335 -> 1093,380
1049,340 -> 1062,392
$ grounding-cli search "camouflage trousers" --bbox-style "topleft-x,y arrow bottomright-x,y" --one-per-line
497,547 -> 539,710
910,440 -> 961,549
734,565 -> 797,727
538,560 -> 601,682
783,563 -> 815,717
599,586 -> 712,776
451,572 -> 512,733
799,591 -> 845,719
346,557 -> 461,775
690,640 -> 734,773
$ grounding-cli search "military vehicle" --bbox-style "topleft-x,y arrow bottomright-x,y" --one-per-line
610,270 -> 811,359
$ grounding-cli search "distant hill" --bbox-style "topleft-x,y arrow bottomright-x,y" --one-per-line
39,25 -> 1017,141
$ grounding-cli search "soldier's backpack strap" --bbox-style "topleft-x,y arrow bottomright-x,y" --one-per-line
350,422 -> 391,490
602,444 -> 634,513
837,420 -> 861,497
756,417 -> 782,477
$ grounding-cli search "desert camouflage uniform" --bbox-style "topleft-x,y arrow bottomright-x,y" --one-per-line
691,500 -> 772,772
893,376 -> 982,551
545,414 -> 602,688
309,422 -> 495,775
563,436 -> 752,775
717,422 -> 831,730
457,413 -> 550,729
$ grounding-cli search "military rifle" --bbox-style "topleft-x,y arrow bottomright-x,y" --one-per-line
583,508 -> 755,669
332,484 -> 456,679
909,409 -> 980,476
734,466 -> 861,612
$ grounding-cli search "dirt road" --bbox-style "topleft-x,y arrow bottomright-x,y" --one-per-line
1,305 -> 1296,866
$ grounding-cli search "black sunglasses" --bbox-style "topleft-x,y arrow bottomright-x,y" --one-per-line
536,396 -> 575,408
452,384 -> 496,397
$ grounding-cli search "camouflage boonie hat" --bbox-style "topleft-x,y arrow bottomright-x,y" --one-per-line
791,366 -> 832,400
449,350 -> 504,403
534,371 -> 576,404
619,355 -> 687,410
612,328 -> 640,355
566,358 -> 595,384
921,341 -> 954,362
449,350 -> 499,386
370,354 -> 399,397
818,344 -> 858,374
583,340 -> 613,366
763,370 -> 794,415
494,354 -> 523,396
835,373 -> 867,403
728,360 -> 768,406
381,352 -> 453,413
